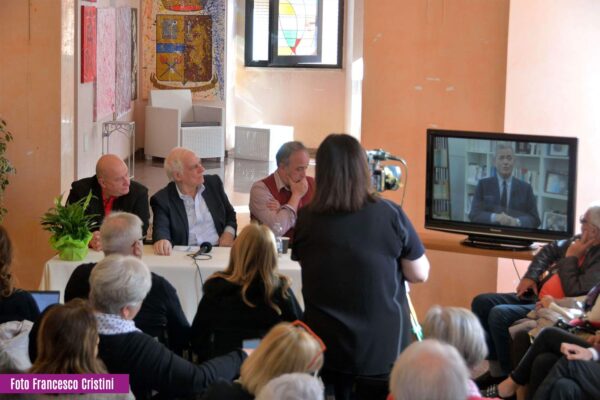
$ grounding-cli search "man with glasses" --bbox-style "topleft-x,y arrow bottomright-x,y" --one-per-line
471,203 -> 600,387
66,154 -> 150,251
62,212 -> 190,354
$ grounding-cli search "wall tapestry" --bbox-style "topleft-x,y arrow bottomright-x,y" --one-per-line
115,7 -> 132,117
81,6 -> 97,83
95,7 -> 116,121
141,0 -> 225,101
131,8 -> 139,100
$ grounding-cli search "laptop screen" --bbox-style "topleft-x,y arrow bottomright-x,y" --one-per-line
29,291 -> 60,312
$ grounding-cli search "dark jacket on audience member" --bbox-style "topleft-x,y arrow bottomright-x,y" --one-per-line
150,177 -> 237,246
200,380 -> 253,400
191,277 -> 302,363
66,175 -> 150,237
64,262 -> 190,354
98,331 -> 246,399
0,290 -> 40,324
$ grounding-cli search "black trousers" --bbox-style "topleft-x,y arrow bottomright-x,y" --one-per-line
532,357 -> 600,400
509,327 -> 590,400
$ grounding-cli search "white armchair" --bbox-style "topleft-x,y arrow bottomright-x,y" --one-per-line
145,89 -> 225,160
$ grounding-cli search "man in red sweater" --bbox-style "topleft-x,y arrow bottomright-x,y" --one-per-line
249,141 -> 315,240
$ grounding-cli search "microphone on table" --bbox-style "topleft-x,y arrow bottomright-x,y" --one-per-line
192,242 -> 213,258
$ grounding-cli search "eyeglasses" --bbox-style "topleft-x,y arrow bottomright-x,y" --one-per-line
291,320 -> 326,370
580,216 -> 599,229
132,237 -> 145,247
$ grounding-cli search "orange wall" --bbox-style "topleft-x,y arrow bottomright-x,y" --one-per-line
0,1 -> 70,289
362,0 -> 510,313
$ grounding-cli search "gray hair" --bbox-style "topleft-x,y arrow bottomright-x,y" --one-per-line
89,255 -> 152,315
100,212 -> 142,256
586,202 -> 600,229
389,339 -> 469,400
423,305 -> 488,370
164,147 -> 194,181
495,142 -> 514,157
255,373 -> 324,400
276,141 -> 307,167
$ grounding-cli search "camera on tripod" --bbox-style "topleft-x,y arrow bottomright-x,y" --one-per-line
366,149 -> 407,193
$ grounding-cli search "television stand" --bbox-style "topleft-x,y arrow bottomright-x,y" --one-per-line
461,235 -> 538,251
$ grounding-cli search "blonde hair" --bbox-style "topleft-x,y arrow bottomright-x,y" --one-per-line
239,322 -> 324,395
422,305 -> 488,370
209,223 -> 290,314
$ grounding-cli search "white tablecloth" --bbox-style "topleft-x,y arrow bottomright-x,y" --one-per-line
40,246 -> 303,323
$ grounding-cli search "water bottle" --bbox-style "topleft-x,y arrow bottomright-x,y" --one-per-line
272,223 -> 283,254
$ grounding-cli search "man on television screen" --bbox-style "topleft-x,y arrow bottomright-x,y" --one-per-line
469,142 -> 540,228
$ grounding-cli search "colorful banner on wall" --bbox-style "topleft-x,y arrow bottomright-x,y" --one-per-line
81,6 -> 97,83
141,0 -> 225,101
95,8 -> 116,121
115,7 -> 132,117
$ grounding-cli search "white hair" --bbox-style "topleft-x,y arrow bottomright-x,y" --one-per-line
255,373 -> 324,400
100,212 -> 142,256
586,202 -> 600,229
89,255 -> 151,315
389,339 -> 469,400
164,147 -> 193,181
423,305 -> 488,370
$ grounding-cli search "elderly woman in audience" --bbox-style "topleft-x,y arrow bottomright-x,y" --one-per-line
292,134 -> 430,400
0,226 -> 39,324
191,223 -> 302,362
29,298 -> 133,399
388,339 -> 470,400
201,321 -> 326,399
423,306 -> 489,398
90,254 -> 246,399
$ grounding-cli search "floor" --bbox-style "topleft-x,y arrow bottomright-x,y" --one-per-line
134,155 -> 314,230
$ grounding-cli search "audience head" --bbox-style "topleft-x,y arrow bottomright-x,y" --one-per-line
0,226 -> 14,297
255,372 -> 324,400
581,202 -> 600,239
214,223 -> 288,313
89,254 -> 151,318
389,339 -> 469,400
311,133 -> 375,213
275,141 -> 309,186
240,321 -> 326,395
423,305 -> 487,371
30,299 -> 106,374
164,147 -> 204,189
494,142 -> 515,179
100,212 -> 143,257
96,154 -> 130,197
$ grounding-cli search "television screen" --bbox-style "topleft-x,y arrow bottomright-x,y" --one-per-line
425,129 -> 578,249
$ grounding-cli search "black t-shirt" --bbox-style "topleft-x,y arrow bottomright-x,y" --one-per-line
0,289 -> 40,324
292,198 -> 425,375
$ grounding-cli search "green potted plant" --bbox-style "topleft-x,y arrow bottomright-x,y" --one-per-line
41,191 -> 98,261
0,118 -> 16,222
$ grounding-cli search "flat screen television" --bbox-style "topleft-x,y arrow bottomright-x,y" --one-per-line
425,129 -> 578,250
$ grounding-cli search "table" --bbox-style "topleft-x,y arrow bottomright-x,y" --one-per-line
40,246 -> 302,323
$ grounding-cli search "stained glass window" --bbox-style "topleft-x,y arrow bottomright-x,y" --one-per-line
245,0 -> 343,68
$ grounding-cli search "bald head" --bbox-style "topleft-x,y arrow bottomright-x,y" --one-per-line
96,154 -> 130,198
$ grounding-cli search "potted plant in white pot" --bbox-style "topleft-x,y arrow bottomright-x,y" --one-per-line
41,192 -> 98,261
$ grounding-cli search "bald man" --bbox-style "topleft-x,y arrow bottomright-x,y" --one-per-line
66,154 -> 150,250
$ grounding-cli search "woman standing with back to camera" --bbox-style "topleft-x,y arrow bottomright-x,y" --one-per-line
292,134 -> 430,399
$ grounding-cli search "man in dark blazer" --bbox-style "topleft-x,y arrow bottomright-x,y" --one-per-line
469,143 -> 540,228
66,154 -> 150,250
151,147 -> 237,256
